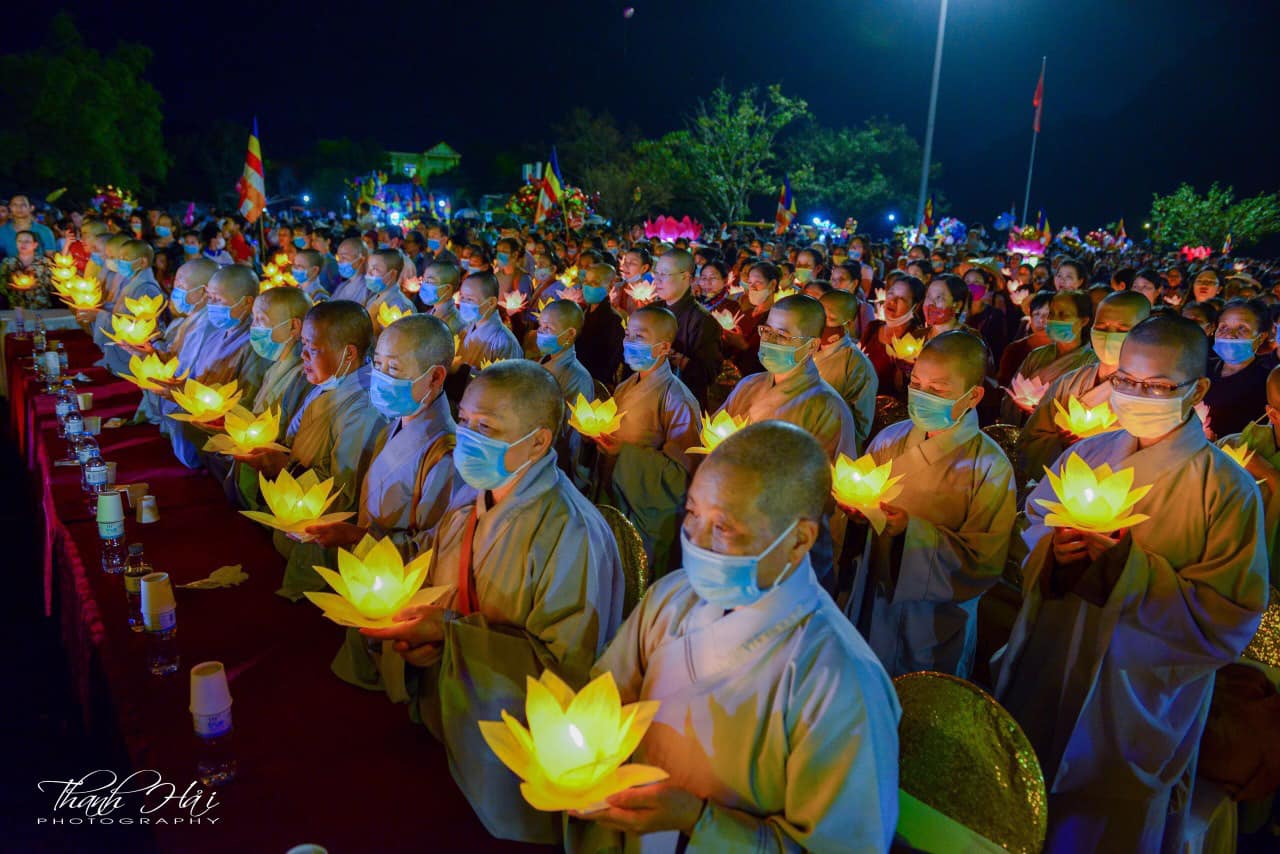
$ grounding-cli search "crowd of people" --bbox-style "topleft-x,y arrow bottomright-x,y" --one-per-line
4,189 -> 1279,852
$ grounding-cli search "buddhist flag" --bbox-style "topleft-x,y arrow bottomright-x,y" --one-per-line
1117,218 -> 1127,241
774,175 -> 796,235
237,117 -> 266,224
1223,233 -> 1233,255
923,195 -> 935,231
1037,211 -> 1052,245
1032,65 -> 1045,133
534,147 -> 565,225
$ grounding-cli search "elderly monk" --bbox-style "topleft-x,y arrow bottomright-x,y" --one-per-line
240,300 -> 387,599
816,289 -> 879,445
158,265 -> 264,468
328,237 -> 371,303
994,314 -> 1268,852
455,271 -> 523,371
1018,290 -> 1150,483
419,260 -> 464,334
570,421 -> 900,853
1216,363 -> 1280,585
363,360 -> 624,845
364,248 -> 416,319
844,331 -> 1015,678
291,248 -> 330,303
134,257 -> 218,426
592,305 -> 702,576
718,293 -> 860,579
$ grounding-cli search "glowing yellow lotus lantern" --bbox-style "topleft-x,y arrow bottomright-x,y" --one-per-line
1035,452 -> 1152,534
479,670 -> 667,812
240,468 -> 353,536
477,357 -> 513,371
377,302 -> 412,327
775,285 -> 800,300
557,265 -> 581,287
500,291 -> 527,313
568,394 -> 625,439
122,352 -> 189,391
202,405 -> 288,455
304,535 -> 450,628
1007,373 -> 1050,412
1052,396 -> 1117,439
104,313 -> 158,347
263,262 -> 279,278
61,281 -> 103,309
687,411 -> 749,455
273,252 -> 290,267
53,252 -> 76,269
51,266 -> 76,283
626,280 -> 657,304
9,272 -> 36,291
168,378 -> 243,423
711,308 -> 740,331
123,293 -> 166,320
831,453 -> 905,534
887,332 -> 924,363
1221,442 -> 1256,470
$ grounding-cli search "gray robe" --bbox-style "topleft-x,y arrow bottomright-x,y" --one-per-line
457,313 -> 523,371
814,333 -> 878,446
1018,360 -> 1113,485
993,415 -> 1268,852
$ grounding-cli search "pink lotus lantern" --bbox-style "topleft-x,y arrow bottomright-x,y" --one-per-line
642,215 -> 703,242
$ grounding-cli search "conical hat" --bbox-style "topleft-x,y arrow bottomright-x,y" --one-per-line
894,671 -> 1047,853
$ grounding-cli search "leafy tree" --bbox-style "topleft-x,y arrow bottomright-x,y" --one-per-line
168,119 -> 247,205
786,119 -> 939,223
295,138 -> 389,211
1148,182 -> 1280,249
678,85 -> 809,224
0,13 -> 169,195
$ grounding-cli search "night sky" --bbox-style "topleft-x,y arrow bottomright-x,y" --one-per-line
6,0 -> 1279,228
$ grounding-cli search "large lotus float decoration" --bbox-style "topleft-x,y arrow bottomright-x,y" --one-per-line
642,215 -> 702,242
479,670 -> 667,812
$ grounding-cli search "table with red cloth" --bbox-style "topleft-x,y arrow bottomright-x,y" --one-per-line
6,332 -> 546,852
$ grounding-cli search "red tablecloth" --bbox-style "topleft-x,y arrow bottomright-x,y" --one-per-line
11,332 -> 546,852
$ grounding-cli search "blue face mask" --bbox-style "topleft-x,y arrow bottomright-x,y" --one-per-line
680,521 -> 797,610
365,273 -> 388,293
183,244 -> 199,256
207,299 -> 243,331
1213,336 -> 1257,365
1045,319 -> 1079,344
427,238 -> 442,252
91,251 -> 105,267
458,301 -> 482,325
534,266 -> 553,281
294,237 -> 308,248
583,284 -> 608,305
468,262 -> 488,274
453,424 -> 537,491
623,340 -> 659,372
249,319 -> 291,361
293,267 -> 310,284
370,366 -> 432,419
419,282 -> 445,304
758,341 -> 805,375
496,251 -> 511,266
155,225 -> 172,238
172,287 -> 200,315
377,242 -> 390,250
315,350 -> 351,393
338,261 -> 357,279
908,387 -> 970,432
536,331 -> 565,356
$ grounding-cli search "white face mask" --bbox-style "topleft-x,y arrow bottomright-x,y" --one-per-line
884,309 -> 914,329
747,288 -> 771,306
1110,387 -> 1192,439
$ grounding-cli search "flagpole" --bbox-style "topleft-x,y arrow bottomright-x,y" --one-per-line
915,0 -> 948,226
1021,56 -> 1046,227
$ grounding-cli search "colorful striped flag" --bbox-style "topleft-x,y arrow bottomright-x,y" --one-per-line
1032,66 -> 1045,133
1117,218 -> 1127,241
923,195 -> 935,231
1223,233 -> 1233,255
534,147 -> 565,225
774,175 -> 796,235
237,117 -> 266,224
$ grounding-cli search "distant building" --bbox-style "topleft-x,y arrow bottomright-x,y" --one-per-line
388,142 -> 461,180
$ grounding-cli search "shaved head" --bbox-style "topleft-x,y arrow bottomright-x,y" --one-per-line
918,329 -> 989,388
371,249 -> 404,275
426,261 -> 460,287
175,257 -> 218,289
207,264 -> 260,302
120,239 -> 153,264
306,299 -> 374,359
820,290 -> 860,324
469,359 -> 564,435
295,249 -> 323,269
382,314 -> 454,373
704,421 -> 831,536
632,305 -> 678,342
543,299 -> 585,332
1098,289 -> 1152,322
257,285 -> 310,318
663,248 -> 695,275
587,262 -> 616,287
1122,314 -> 1209,381
773,294 -> 827,338
338,237 -> 367,257
462,271 -> 499,300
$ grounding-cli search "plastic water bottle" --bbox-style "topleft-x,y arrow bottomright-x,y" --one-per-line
55,380 -> 79,438
73,431 -> 99,467
63,411 -> 84,461
82,445 -> 109,499
13,308 -> 26,338
190,661 -> 237,786
141,572 -> 180,676
124,544 -> 151,633
57,342 -> 68,374
96,489 -> 127,575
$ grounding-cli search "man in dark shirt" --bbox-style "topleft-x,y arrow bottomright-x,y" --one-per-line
653,248 -> 722,408
577,262 -> 625,387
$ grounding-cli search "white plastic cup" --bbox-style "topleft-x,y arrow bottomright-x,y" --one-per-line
189,661 -> 233,717
96,489 -> 124,524
140,572 -> 176,629
83,415 -> 102,435
77,391 -> 93,410
137,494 -> 160,524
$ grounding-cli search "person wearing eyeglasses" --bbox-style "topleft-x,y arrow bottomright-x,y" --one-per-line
994,314 -> 1268,852
1018,291 -> 1151,483
651,249 -> 722,410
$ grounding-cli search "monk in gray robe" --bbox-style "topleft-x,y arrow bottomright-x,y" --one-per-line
80,239 -> 165,376
238,300 -> 387,599
327,237 -> 371,304
537,299 -> 595,403
591,305 -> 701,577
364,248 -> 417,322
571,422 -> 900,853
455,271 -> 523,371
1018,291 -> 1149,483
363,360 -> 624,845
133,257 -> 217,425
994,315 -> 1268,853
817,289 -> 879,445
419,260 -> 465,335
844,331 -> 1015,679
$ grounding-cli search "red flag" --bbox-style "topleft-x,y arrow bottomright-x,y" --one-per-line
1032,67 -> 1045,133
237,118 -> 266,224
